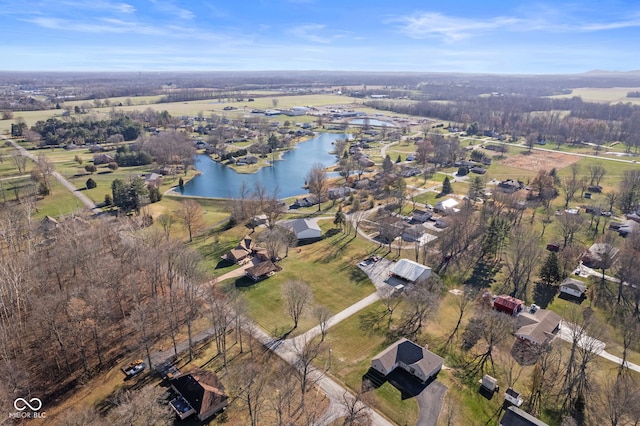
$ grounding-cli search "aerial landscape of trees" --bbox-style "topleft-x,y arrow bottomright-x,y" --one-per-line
0,71 -> 639,425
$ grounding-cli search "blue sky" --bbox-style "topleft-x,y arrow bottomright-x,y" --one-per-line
2,0 -> 640,73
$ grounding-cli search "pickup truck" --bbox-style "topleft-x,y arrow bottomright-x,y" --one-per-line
122,359 -> 146,377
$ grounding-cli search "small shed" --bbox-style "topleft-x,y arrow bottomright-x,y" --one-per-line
560,278 -> 587,298
504,388 -> 524,407
493,295 -> 524,316
480,374 -> 498,393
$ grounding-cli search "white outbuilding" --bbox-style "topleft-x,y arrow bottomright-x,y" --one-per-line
389,259 -> 432,284
286,218 -> 322,240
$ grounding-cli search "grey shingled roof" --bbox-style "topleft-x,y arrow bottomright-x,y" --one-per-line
372,338 -> 443,380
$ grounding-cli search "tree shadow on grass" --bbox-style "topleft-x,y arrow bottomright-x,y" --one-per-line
234,276 -> 260,288
532,282 -> 558,308
215,259 -> 235,269
358,309 -> 389,336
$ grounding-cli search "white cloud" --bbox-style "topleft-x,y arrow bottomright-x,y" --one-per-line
288,24 -> 349,44
57,1 -> 136,14
394,12 -> 521,42
148,0 -> 195,20
24,16 -> 164,35
393,9 -> 640,42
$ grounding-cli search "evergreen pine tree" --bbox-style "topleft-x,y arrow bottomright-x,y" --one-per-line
540,251 -> 562,285
442,176 -> 453,194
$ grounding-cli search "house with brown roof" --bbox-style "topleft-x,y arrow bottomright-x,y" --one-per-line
581,243 -> 619,269
371,338 -> 443,383
222,235 -> 266,264
169,368 -> 228,422
514,309 -> 561,345
40,215 -> 59,232
245,260 -> 282,281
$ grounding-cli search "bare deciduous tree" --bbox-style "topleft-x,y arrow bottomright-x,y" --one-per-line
587,163 -> 606,187
230,361 -> 268,426
175,199 -> 205,242
378,285 -> 403,327
306,163 -> 329,211
464,310 -> 515,378
503,225 -> 543,301
314,305 -> 332,341
291,336 -> 325,404
445,286 -> 476,346
282,280 -> 313,329
157,213 -> 174,240
524,342 -> 562,416
341,390 -> 372,426
106,385 -> 172,426
11,151 -> 28,175
561,163 -> 581,208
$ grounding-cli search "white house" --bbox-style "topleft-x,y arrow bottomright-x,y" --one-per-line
434,198 -> 460,215
286,219 -> 322,240
560,278 -> 587,298
389,259 -> 432,284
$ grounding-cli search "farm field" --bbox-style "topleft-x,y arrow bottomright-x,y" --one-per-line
550,86 -> 640,104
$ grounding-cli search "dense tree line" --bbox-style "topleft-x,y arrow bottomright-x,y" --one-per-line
0,206 -> 213,411
366,95 -> 640,153
31,116 -> 142,146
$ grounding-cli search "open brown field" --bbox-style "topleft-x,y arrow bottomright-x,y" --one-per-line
497,149 -> 581,172
550,86 -> 640,104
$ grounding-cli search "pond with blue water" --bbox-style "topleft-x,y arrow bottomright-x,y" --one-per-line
350,118 -> 395,127
177,133 -> 349,199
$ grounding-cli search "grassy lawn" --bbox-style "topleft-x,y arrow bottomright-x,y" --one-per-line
35,180 -> 89,219
314,301 -> 419,426
224,221 -> 379,337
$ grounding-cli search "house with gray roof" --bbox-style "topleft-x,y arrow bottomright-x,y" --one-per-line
285,218 -> 322,240
500,406 -> 548,426
560,278 -> 587,298
371,338 -> 443,383
514,309 -> 561,345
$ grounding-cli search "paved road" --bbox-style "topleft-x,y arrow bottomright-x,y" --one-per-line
557,321 -> 640,374
253,321 -> 394,426
149,286 -> 393,425
1,135 -> 102,215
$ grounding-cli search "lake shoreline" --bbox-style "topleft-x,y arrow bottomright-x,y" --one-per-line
180,132 -> 350,199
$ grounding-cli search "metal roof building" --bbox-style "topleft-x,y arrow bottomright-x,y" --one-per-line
389,259 -> 432,283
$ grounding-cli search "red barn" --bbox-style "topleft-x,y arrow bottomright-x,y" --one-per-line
493,295 -> 524,316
